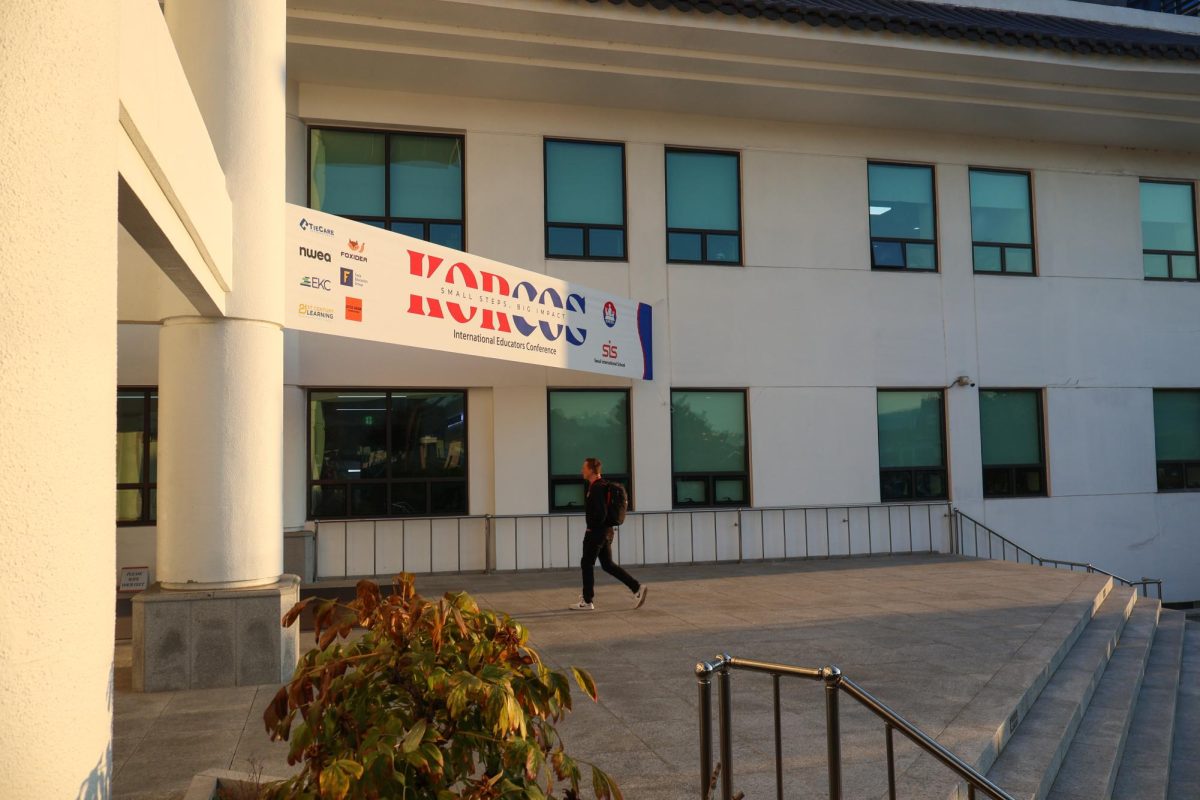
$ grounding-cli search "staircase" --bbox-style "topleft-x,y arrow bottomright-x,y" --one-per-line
889,577 -> 1200,800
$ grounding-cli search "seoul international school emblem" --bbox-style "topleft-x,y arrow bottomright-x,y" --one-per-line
603,301 -> 617,328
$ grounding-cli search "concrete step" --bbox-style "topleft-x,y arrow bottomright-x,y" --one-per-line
886,573 -> 1114,800
1111,609 -> 1187,800
1046,596 -> 1159,800
1167,621 -> 1200,800
984,585 -> 1138,800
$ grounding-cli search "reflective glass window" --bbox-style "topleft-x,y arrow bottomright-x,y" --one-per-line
868,163 -> 937,271
1141,181 -> 1198,281
671,390 -> 748,507
116,389 -> 157,524
308,390 -> 467,518
979,390 -> 1046,497
666,150 -> 741,264
970,169 -> 1035,275
1153,390 -> 1200,491
545,140 -> 626,259
877,390 -> 947,501
548,390 -> 630,512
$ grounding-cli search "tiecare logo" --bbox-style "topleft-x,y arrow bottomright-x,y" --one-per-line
298,218 -> 334,237
301,276 -> 331,291
298,245 -> 332,263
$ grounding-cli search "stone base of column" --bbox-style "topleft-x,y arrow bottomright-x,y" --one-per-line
132,575 -> 301,692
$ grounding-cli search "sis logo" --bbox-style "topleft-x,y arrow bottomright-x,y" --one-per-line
602,301 -> 617,328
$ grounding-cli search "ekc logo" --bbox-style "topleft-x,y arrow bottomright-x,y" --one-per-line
298,218 -> 334,237
301,276 -> 331,291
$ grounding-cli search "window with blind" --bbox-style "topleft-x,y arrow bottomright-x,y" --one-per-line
1141,180 -> 1198,281
544,139 -> 626,260
868,163 -> 938,271
970,169 -> 1036,275
666,149 -> 741,265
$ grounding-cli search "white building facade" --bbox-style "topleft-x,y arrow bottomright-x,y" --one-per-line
110,0 -> 1200,603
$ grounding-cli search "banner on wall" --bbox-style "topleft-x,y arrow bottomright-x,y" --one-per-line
284,204 -> 653,380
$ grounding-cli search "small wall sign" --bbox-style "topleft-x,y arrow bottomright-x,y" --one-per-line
118,566 -> 150,593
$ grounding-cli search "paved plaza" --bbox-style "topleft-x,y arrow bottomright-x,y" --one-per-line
113,554 -> 1105,799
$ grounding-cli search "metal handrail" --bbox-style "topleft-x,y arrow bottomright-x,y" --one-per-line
696,654 -> 1016,800
950,509 -> 1163,599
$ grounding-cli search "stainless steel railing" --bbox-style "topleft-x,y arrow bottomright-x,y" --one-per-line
311,501 -> 953,579
696,654 -> 1016,800
950,509 -> 1163,599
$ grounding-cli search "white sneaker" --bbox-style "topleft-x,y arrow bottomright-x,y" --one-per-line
633,584 -> 648,609
569,598 -> 595,611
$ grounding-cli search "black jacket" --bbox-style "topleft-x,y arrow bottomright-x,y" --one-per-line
585,478 -> 610,532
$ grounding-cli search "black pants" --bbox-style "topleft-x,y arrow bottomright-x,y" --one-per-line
581,528 -> 640,603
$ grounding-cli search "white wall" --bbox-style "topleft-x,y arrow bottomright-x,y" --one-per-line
115,86 -> 1200,599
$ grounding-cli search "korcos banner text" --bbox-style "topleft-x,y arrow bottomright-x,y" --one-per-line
284,204 -> 653,380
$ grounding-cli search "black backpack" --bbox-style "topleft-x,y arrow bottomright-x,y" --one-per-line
603,480 -> 628,527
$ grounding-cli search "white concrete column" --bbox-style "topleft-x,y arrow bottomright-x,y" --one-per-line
0,1 -> 118,795
157,0 -> 286,587
158,318 -> 283,586
283,384 -> 308,533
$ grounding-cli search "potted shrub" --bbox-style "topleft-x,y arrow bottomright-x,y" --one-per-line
262,574 -> 622,799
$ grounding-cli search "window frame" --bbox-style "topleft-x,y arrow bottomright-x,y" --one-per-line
306,388 -> 469,520
545,388 -> 633,513
669,388 -> 751,509
979,388 -> 1048,498
664,147 -> 743,266
1153,388 -> 1200,492
867,160 -> 940,273
543,137 -> 628,262
306,125 -> 467,250
116,387 -> 157,527
1140,179 -> 1199,282
968,167 -> 1038,277
876,388 -> 950,503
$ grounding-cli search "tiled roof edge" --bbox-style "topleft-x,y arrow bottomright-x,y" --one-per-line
579,0 -> 1200,60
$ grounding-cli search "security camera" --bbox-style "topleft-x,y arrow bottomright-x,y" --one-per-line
952,375 -> 975,388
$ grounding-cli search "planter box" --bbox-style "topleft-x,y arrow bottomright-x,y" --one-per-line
182,768 -> 284,800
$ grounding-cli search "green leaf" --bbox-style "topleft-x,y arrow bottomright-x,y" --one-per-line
402,719 -> 427,753
570,667 -> 599,703
592,765 -> 624,800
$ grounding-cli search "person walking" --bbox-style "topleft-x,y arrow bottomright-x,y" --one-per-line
570,457 -> 648,611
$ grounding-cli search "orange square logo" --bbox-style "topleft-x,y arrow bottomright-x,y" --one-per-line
345,296 -> 362,322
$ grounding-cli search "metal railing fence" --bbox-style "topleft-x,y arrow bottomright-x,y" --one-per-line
696,654 -> 1016,800
311,501 -> 953,579
950,509 -> 1162,599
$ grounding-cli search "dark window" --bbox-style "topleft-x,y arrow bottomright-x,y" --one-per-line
1153,390 -> 1200,491
308,390 -> 467,518
1141,180 -> 1198,281
877,390 -> 948,501
117,389 -> 157,525
309,128 -> 464,249
980,389 -> 1046,497
666,149 -> 741,265
547,390 -> 631,512
868,163 -> 937,271
970,169 -> 1036,275
544,139 -> 626,260
671,390 -> 749,508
